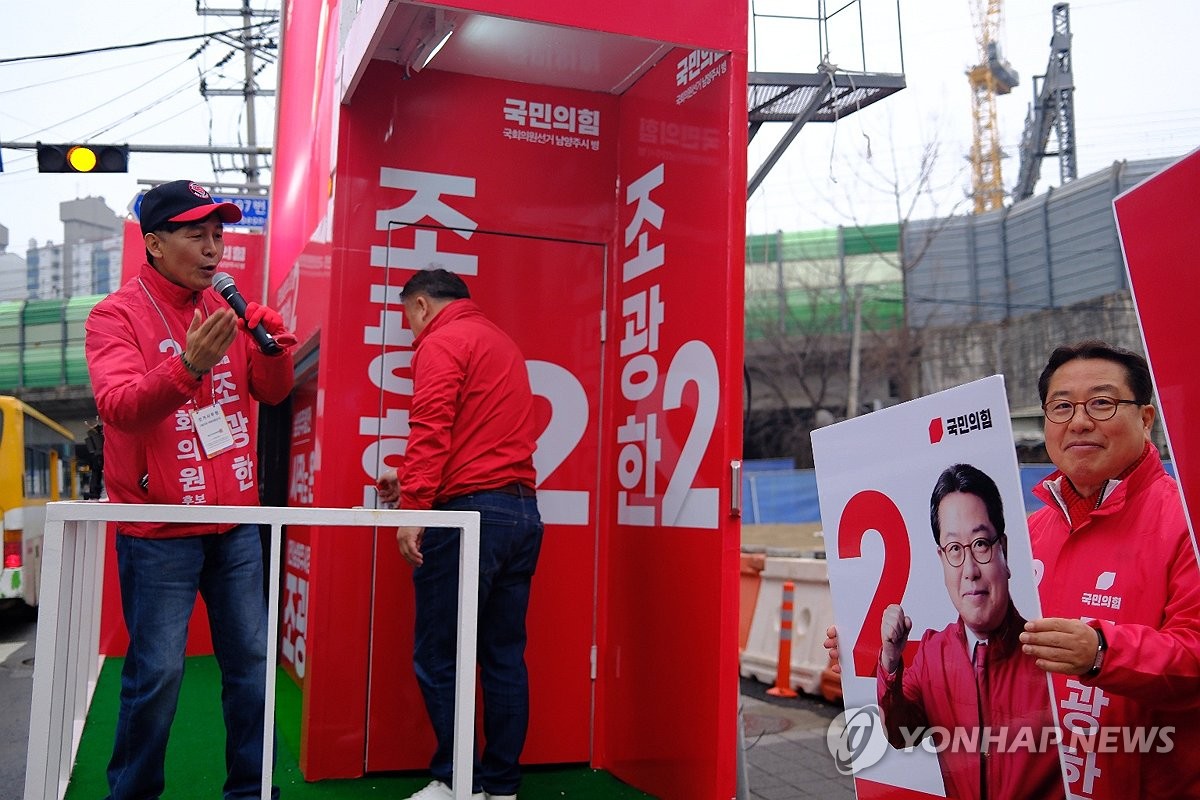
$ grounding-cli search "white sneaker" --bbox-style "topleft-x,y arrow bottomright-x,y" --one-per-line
485,794 -> 517,800
405,780 -> 484,800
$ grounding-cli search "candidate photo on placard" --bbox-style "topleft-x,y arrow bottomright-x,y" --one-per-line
813,376 -> 1066,800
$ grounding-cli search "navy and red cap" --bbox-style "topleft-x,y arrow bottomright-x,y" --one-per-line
139,180 -> 242,235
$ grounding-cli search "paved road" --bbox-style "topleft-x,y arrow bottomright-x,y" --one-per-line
0,605 -> 36,800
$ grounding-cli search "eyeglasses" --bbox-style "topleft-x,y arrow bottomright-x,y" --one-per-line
939,535 -> 1002,568
1042,396 -> 1142,424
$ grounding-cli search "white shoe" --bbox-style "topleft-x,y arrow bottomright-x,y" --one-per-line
485,794 -> 517,800
405,780 -> 484,800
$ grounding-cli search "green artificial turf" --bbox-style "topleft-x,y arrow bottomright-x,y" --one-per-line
66,656 -> 652,798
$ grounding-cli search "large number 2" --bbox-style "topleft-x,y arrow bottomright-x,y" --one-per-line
661,340 -> 719,529
837,490 -> 912,678
527,360 -> 589,525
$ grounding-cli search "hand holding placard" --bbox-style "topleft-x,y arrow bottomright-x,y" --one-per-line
879,603 -> 913,674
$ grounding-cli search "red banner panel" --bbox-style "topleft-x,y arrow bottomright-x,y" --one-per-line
596,46 -> 746,800
1115,147 -> 1200,542
267,0 -> 338,303
279,376 -> 318,686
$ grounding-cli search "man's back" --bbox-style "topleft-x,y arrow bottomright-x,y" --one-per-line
401,298 -> 536,508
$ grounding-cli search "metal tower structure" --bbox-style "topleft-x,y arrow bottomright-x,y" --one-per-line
1013,3 -> 1076,202
196,0 -> 277,193
967,0 -> 1019,213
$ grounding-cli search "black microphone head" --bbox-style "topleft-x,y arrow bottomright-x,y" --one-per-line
212,271 -> 236,297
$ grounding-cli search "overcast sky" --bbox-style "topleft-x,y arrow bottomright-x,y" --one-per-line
1,0 -> 1197,253
0,1 -> 278,250
748,0 -> 1200,233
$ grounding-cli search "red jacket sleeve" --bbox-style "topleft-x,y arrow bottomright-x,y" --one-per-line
877,643 -> 930,748
1094,526 -> 1200,705
399,336 -> 466,510
85,300 -> 202,429
247,345 -> 294,405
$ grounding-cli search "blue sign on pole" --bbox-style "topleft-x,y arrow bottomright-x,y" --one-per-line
131,191 -> 269,230
218,195 -> 269,229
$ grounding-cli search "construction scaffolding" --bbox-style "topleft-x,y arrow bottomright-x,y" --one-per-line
967,0 -> 1020,213
747,0 -> 906,197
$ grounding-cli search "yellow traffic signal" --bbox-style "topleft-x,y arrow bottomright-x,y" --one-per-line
36,143 -> 129,173
66,145 -> 98,172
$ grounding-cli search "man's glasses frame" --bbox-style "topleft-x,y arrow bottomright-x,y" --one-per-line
939,534 -> 1003,568
1042,396 -> 1142,424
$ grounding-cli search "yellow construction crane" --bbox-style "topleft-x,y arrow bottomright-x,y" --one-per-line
967,0 -> 1020,213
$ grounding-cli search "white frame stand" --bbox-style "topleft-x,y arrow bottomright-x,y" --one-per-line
24,501 -> 481,800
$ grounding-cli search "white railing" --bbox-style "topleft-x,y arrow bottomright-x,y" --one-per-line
25,501 -> 482,800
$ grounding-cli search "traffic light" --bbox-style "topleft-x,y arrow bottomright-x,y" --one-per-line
36,143 -> 129,173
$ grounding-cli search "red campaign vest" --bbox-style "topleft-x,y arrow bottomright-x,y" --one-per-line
1031,446 -> 1200,800
85,263 -> 293,537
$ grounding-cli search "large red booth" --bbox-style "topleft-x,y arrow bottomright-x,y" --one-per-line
266,2 -> 747,798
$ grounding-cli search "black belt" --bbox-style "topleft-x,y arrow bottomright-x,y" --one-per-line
490,482 -> 536,498
446,482 -> 536,503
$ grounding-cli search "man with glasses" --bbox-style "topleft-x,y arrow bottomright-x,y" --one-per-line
873,463 -> 1063,799
1018,340 -> 1200,800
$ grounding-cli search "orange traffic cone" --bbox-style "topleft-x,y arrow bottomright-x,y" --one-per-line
766,580 -> 798,698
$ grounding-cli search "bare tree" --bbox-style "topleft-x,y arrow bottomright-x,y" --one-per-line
822,110 -> 974,401
744,113 -> 971,464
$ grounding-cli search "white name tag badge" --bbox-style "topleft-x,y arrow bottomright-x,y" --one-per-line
191,403 -> 236,458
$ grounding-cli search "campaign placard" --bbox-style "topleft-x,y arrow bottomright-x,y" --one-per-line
813,376 -> 1065,799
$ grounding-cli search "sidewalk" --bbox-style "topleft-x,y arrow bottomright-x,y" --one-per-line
739,523 -> 853,798
739,677 -> 855,800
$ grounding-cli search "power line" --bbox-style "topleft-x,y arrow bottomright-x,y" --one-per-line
14,59 -> 201,142
81,64 -> 225,141
0,51 -> 182,96
0,22 -> 276,66
3,142 -> 271,156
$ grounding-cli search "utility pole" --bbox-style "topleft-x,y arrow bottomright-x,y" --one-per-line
845,285 -> 863,419
196,0 -> 277,192
775,229 -> 786,336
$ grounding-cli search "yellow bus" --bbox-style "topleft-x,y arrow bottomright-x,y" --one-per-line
0,396 -> 78,608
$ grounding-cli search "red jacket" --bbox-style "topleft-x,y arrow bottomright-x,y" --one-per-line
877,604 -> 1065,799
1030,444 -> 1200,800
85,263 -> 293,537
399,299 -> 536,510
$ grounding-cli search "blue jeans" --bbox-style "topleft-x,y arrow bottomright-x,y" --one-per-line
107,524 -> 277,800
414,489 -> 543,796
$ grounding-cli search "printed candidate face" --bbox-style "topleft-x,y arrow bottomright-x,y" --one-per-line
1042,358 -> 1154,498
146,216 -> 225,292
938,491 -> 1011,637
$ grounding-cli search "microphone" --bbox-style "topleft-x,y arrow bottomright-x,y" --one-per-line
212,272 -> 282,355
